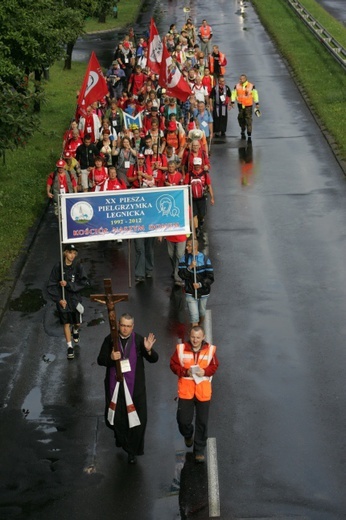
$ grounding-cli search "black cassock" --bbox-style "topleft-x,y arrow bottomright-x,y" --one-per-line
210,84 -> 232,134
97,333 -> 158,456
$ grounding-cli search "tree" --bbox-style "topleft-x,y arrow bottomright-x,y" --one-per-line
0,0 -> 88,152
97,0 -> 112,23
63,0 -> 97,70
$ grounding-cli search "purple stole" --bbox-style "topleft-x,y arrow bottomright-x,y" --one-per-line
108,332 -> 137,398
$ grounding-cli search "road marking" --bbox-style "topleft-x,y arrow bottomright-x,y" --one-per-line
207,437 -> 220,517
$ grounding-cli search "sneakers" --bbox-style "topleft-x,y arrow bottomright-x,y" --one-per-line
241,132 -> 246,139
184,436 -> 194,448
67,346 -> 74,359
135,276 -> 145,283
72,329 -> 79,343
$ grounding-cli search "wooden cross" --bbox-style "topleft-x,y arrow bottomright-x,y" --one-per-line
90,278 -> 128,381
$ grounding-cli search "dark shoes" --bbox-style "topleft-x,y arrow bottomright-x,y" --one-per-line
67,346 -> 74,360
127,453 -> 137,464
184,436 -> 194,448
241,132 -> 246,139
135,276 -> 145,283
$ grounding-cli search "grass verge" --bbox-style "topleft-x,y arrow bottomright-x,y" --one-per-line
0,1 -> 142,286
251,0 -> 346,160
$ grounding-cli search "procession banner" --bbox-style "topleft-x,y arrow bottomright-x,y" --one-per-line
60,186 -> 190,243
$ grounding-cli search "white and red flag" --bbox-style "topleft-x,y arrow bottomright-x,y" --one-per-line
159,41 -> 192,102
147,18 -> 163,74
77,52 -> 108,118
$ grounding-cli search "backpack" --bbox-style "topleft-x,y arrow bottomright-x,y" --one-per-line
190,172 -> 205,199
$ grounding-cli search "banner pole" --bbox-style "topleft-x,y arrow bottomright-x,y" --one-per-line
189,186 -> 198,299
58,194 -> 65,300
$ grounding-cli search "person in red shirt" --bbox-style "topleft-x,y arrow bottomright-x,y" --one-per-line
88,156 -> 108,191
165,159 -> 183,187
184,157 -> 214,234
47,159 -> 77,216
102,166 -> 127,191
181,138 -> 210,175
127,153 -> 153,188
64,130 -> 83,158
128,65 -> 148,98
148,143 -> 167,187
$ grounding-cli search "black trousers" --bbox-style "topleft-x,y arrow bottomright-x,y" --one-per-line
177,397 -> 210,454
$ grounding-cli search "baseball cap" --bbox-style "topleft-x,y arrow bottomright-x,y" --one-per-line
63,151 -> 72,159
138,153 -> 145,159
56,159 -> 66,168
64,244 -> 78,252
193,157 -> 202,165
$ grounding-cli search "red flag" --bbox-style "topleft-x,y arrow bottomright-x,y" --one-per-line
77,52 -> 108,118
147,18 -> 163,74
159,42 -> 192,102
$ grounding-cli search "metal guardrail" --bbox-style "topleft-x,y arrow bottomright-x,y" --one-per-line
286,0 -> 346,72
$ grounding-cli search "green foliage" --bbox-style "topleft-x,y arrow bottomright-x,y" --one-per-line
0,62 -> 86,282
0,79 -> 42,157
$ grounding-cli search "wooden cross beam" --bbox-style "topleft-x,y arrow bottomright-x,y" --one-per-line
90,278 -> 128,381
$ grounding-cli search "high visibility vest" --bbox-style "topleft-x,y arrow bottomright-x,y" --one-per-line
209,52 -> 226,76
199,25 -> 212,40
235,82 -> 255,107
176,342 -> 216,401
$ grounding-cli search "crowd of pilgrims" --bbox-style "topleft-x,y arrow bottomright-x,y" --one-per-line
47,18 -> 226,234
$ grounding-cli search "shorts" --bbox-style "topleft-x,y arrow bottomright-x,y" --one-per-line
57,305 -> 81,325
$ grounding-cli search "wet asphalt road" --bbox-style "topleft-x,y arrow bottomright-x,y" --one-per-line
314,0 -> 346,24
1,0 -> 346,519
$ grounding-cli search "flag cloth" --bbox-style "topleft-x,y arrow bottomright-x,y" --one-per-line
107,379 -> 141,428
159,42 -> 192,102
147,18 -> 163,74
123,111 -> 143,129
77,52 -> 108,118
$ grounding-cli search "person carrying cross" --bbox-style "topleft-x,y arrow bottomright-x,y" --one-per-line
97,313 -> 159,464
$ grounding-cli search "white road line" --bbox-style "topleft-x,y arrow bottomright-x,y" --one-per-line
204,309 -> 213,345
207,437 -> 220,517
204,310 -> 220,517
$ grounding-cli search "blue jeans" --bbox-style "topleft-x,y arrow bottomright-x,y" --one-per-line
185,294 -> 209,324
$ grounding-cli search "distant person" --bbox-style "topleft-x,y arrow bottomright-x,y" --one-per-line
47,244 -> 89,359
230,73 -> 260,142
97,313 -> 158,464
170,325 -> 219,463
210,75 -> 231,137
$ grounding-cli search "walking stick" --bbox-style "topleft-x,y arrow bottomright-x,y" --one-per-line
57,194 -> 67,303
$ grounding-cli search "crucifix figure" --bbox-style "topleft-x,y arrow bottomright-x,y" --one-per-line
90,278 -> 128,381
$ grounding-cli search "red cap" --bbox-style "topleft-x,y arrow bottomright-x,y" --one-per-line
138,153 -> 145,159
123,41 -> 130,48
56,159 -> 66,168
63,151 -> 72,159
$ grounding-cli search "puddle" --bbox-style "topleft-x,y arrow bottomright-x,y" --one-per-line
0,353 -> 11,363
42,354 -> 56,363
87,317 -> 105,327
22,386 -> 43,420
10,288 -> 47,313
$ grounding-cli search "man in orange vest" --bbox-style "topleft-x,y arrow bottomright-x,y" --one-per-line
208,45 -> 227,79
170,326 -> 219,463
198,19 -> 213,60
231,74 -> 260,142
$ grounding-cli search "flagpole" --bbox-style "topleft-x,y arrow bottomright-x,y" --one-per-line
189,186 -> 198,299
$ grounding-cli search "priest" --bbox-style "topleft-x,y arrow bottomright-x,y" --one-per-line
97,313 -> 158,464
